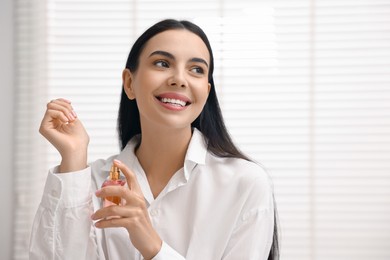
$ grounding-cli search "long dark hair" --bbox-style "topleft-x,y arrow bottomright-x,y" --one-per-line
117,19 -> 279,260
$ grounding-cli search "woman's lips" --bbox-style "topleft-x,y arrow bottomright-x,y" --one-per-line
155,92 -> 192,111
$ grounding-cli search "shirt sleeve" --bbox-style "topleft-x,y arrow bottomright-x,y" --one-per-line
222,176 -> 275,260
29,166 -> 100,260
151,241 -> 186,260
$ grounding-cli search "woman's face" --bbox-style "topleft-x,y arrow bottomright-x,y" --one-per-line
123,29 -> 211,132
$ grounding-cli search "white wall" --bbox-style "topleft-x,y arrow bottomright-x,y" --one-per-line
0,0 -> 14,259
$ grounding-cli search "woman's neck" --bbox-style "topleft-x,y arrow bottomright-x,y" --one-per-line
135,126 -> 192,197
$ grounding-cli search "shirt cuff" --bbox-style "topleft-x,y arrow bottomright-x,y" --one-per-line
41,166 -> 92,209
151,241 -> 185,260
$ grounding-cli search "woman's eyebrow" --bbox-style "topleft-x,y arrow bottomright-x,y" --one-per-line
149,50 -> 174,60
149,50 -> 209,68
190,57 -> 209,68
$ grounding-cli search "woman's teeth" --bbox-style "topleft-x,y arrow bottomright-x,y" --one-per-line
160,97 -> 187,107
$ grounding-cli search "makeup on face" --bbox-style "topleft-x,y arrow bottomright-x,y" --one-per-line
128,30 -> 211,129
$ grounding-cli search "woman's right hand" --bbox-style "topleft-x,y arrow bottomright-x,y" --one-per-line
39,98 -> 89,172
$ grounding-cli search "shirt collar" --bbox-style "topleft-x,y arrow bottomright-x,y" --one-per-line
100,128 -> 207,176
100,135 -> 140,173
185,128 -> 207,165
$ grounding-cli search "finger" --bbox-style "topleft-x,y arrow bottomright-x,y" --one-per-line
95,185 -> 143,206
91,204 -> 143,221
94,216 -> 135,229
113,159 -> 143,194
49,98 -> 73,109
95,185 -> 129,199
93,206 -> 148,229
57,98 -> 71,104
46,109 -> 71,124
39,109 -> 77,138
47,101 -> 77,122
47,100 -> 76,117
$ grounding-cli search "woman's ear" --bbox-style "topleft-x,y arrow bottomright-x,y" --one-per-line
122,69 -> 136,100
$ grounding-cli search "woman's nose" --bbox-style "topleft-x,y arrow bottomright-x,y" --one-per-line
167,69 -> 188,88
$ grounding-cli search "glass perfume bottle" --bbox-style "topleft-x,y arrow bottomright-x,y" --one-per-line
101,165 -> 126,208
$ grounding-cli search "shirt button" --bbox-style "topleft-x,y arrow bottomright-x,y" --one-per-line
51,190 -> 58,197
150,209 -> 159,217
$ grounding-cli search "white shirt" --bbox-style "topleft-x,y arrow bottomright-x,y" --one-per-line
29,129 -> 274,260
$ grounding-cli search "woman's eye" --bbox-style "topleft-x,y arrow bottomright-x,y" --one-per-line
191,67 -> 204,74
154,60 -> 169,68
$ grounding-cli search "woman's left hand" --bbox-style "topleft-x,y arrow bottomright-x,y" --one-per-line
92,159 -> 162,259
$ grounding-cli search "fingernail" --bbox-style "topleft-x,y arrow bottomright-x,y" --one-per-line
95,190 -> 101,196
71,110 -> 77,118
68,113 -> 75,121
113,159 -> 122,165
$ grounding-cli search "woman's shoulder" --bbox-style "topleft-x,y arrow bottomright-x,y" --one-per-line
204,154 -> 272,190
200,154 -> 274,213
207,153 -> 266,174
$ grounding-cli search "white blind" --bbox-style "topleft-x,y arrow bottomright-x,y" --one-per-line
46,0 -> 133,163
220,2 -> 314,259
13,0 -> 390,259
308,1 -> 390,259
14,1 -> 49,259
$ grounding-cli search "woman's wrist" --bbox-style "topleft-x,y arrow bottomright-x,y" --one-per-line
141,237 -> 162,260
59,150 -> 88,173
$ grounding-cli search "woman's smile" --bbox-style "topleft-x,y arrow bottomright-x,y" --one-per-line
123,29 -> 211,130
155,92 -> 192,111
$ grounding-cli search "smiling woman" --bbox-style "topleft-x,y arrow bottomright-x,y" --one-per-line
121,29 -> 211,132
29,19 -> 278,260
13,1 -> 390,259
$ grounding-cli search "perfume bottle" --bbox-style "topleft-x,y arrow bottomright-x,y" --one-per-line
101,165 -> 126,207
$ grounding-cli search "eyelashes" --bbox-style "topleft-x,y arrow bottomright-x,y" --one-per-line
153,60 -> 206,75
190,67 -> 204,74
154,60 -> 169,68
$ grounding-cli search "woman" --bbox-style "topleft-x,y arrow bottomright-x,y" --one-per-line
29,19 -> 279,260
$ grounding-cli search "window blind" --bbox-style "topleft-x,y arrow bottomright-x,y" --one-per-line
306,1 -> 390,259
14,1 -> 49,259
220,2 -> 314,259
13,0 -> 390,259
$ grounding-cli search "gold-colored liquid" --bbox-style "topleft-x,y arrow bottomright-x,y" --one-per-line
101,179 -> 126,207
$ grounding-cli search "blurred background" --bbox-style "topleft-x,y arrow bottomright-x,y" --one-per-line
1,0 -> 390,259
